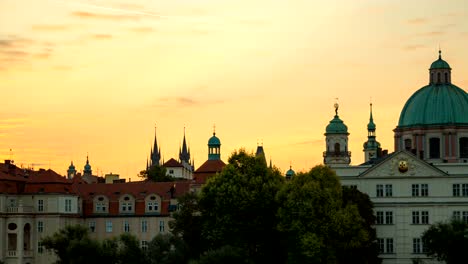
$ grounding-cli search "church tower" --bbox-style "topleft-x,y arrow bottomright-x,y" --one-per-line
149,127 -> 161,168
83,155 -> 92,176
324,102 -> 351,165
208,127 -> 221,160
179,128 -> 194,171
363,103 -> 381,162
67,161 -> 76,179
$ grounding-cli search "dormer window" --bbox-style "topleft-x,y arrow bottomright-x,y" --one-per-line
145,195 -> 161,214
120,195 -> 134,213
94,196 -> 108,213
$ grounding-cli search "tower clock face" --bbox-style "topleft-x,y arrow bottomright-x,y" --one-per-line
398,160 -> 409,173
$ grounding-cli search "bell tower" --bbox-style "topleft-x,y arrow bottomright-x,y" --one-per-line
324,102 -> 351,165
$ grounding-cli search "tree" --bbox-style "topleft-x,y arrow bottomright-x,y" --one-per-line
339,186 -> 381,264
169,192 -> 204,259
277,165 -> 378,264
198,149 -> 286,263
139,165 -> 174,182
146,233 -> 189,264
116,233 -> 147,264
189,245 -> 250,264
422,219 -> 468,264
41,225 -> 103,264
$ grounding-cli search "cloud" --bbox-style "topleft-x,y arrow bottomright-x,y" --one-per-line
407,18 -> 427,25
402,44 -> 426,51
72,11 -> 141,20
292,140 -> 322,146
32,24 -> 71,31
417,31 -> 445,37
152,96 -> 225,108
130,27 -> 154,33
0,35 -> 54,69
92,34 -> 113,39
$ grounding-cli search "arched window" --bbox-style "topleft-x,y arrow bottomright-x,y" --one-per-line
334,143 -> 340,155
145,194 -> 161,214
94,196 -> 109,213
404,139 -> 412,151
431,72 -> 434,83
444,72 -> 448,83
429,138 -> 440,159
437,73 -> 441,83
120,195 -> 134,213
460,137 -> 468,158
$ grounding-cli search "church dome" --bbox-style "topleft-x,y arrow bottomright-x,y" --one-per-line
285,168 -> 295,177
398,51 -> 468,128
68,162 -> 75,170
326,115 -> 349,134
430,57 -> 451,70
208,133 -> 221,146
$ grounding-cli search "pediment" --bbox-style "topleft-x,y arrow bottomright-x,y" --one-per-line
359,151 -> 448,178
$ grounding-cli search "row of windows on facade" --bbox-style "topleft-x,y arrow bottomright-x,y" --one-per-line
94,201 -> 159,213
35,220 -> 166,234
37,239 -> 154,254
35,199 -> 73,212
403,137 -> 468,159
375,183 -> 468,197
377,238 -> 427,254
375,210 -> 468,225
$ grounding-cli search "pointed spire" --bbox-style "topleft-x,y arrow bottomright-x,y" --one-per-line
439,47 -> 442,60
180,127 -> 190,163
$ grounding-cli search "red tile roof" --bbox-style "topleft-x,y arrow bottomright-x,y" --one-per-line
163,158 -> 183,167
193,159 -> 226,184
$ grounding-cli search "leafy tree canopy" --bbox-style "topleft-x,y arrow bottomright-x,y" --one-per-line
139,165 -> 174,182
199,149 -> 285,263
422,219 -> 468,264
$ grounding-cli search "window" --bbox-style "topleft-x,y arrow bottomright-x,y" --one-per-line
106,221 -> 113,233
38,242 -> 44,254
385,211 -> 393,224
123,220 -> 130,232
454,211 -> 468,223
453,211 -> 461,220
412,184 -> 419,197
169,169 -> 174,174
445,72 -> 448,83
385,184 -> 393,197
376,184 -> 384,197
412,211 -> 420,224
141,241 -> 148,251
412,184 -> 429,197
422,211 -> 429,224
376,211 -> 393,225
429,138 -> 440,159
421,184 -> 428,196
38,221 -> 44,233
38,199 -> 44,212
464,211 -> 468,223
159,220 -> 165,232
141,220 -> 148,233
65,199 -> 72,212
463,184 -> 468,196
377,238 -> 384,253
334,143 -> 341,154
147,199 -> 159,212
413,238 -> 426,254
121,197 -> 133,212
89,221 -> 96,233
386,238 -> 394,253
412,211 -> 429,224
460,137 -> 468,158
376,212 -> 384,224
453,184 -> 461,196
404,139 -> 412,151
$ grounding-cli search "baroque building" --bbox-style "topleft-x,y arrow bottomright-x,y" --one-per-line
327,51 -> 468,264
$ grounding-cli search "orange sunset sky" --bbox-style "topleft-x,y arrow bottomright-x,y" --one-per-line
1,0 -> 468,179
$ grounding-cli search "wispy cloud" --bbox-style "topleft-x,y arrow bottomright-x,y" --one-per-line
152,96 -> 225,108
71,11 -> 141,20
32,24 -> 72,31
130,27 -> 154,33
92,34 -> 113,39
402,44 -> 426,51
407,18 -> 427,25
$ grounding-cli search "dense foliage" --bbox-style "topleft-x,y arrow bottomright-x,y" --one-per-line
42,150 -> 380,264
422,219 -> 468,264
139,165 -> 174,182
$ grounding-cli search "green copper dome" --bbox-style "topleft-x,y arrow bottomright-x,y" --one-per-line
208,133 -> 220,146
286,168 -> 295,177
430,52 -> 451,70
326,115 -> 349,134
398,84 -> 468,127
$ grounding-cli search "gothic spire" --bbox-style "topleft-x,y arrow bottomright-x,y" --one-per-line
150,126 -> 161,167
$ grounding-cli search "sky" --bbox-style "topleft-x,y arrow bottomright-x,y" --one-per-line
1,0 -> 468,179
